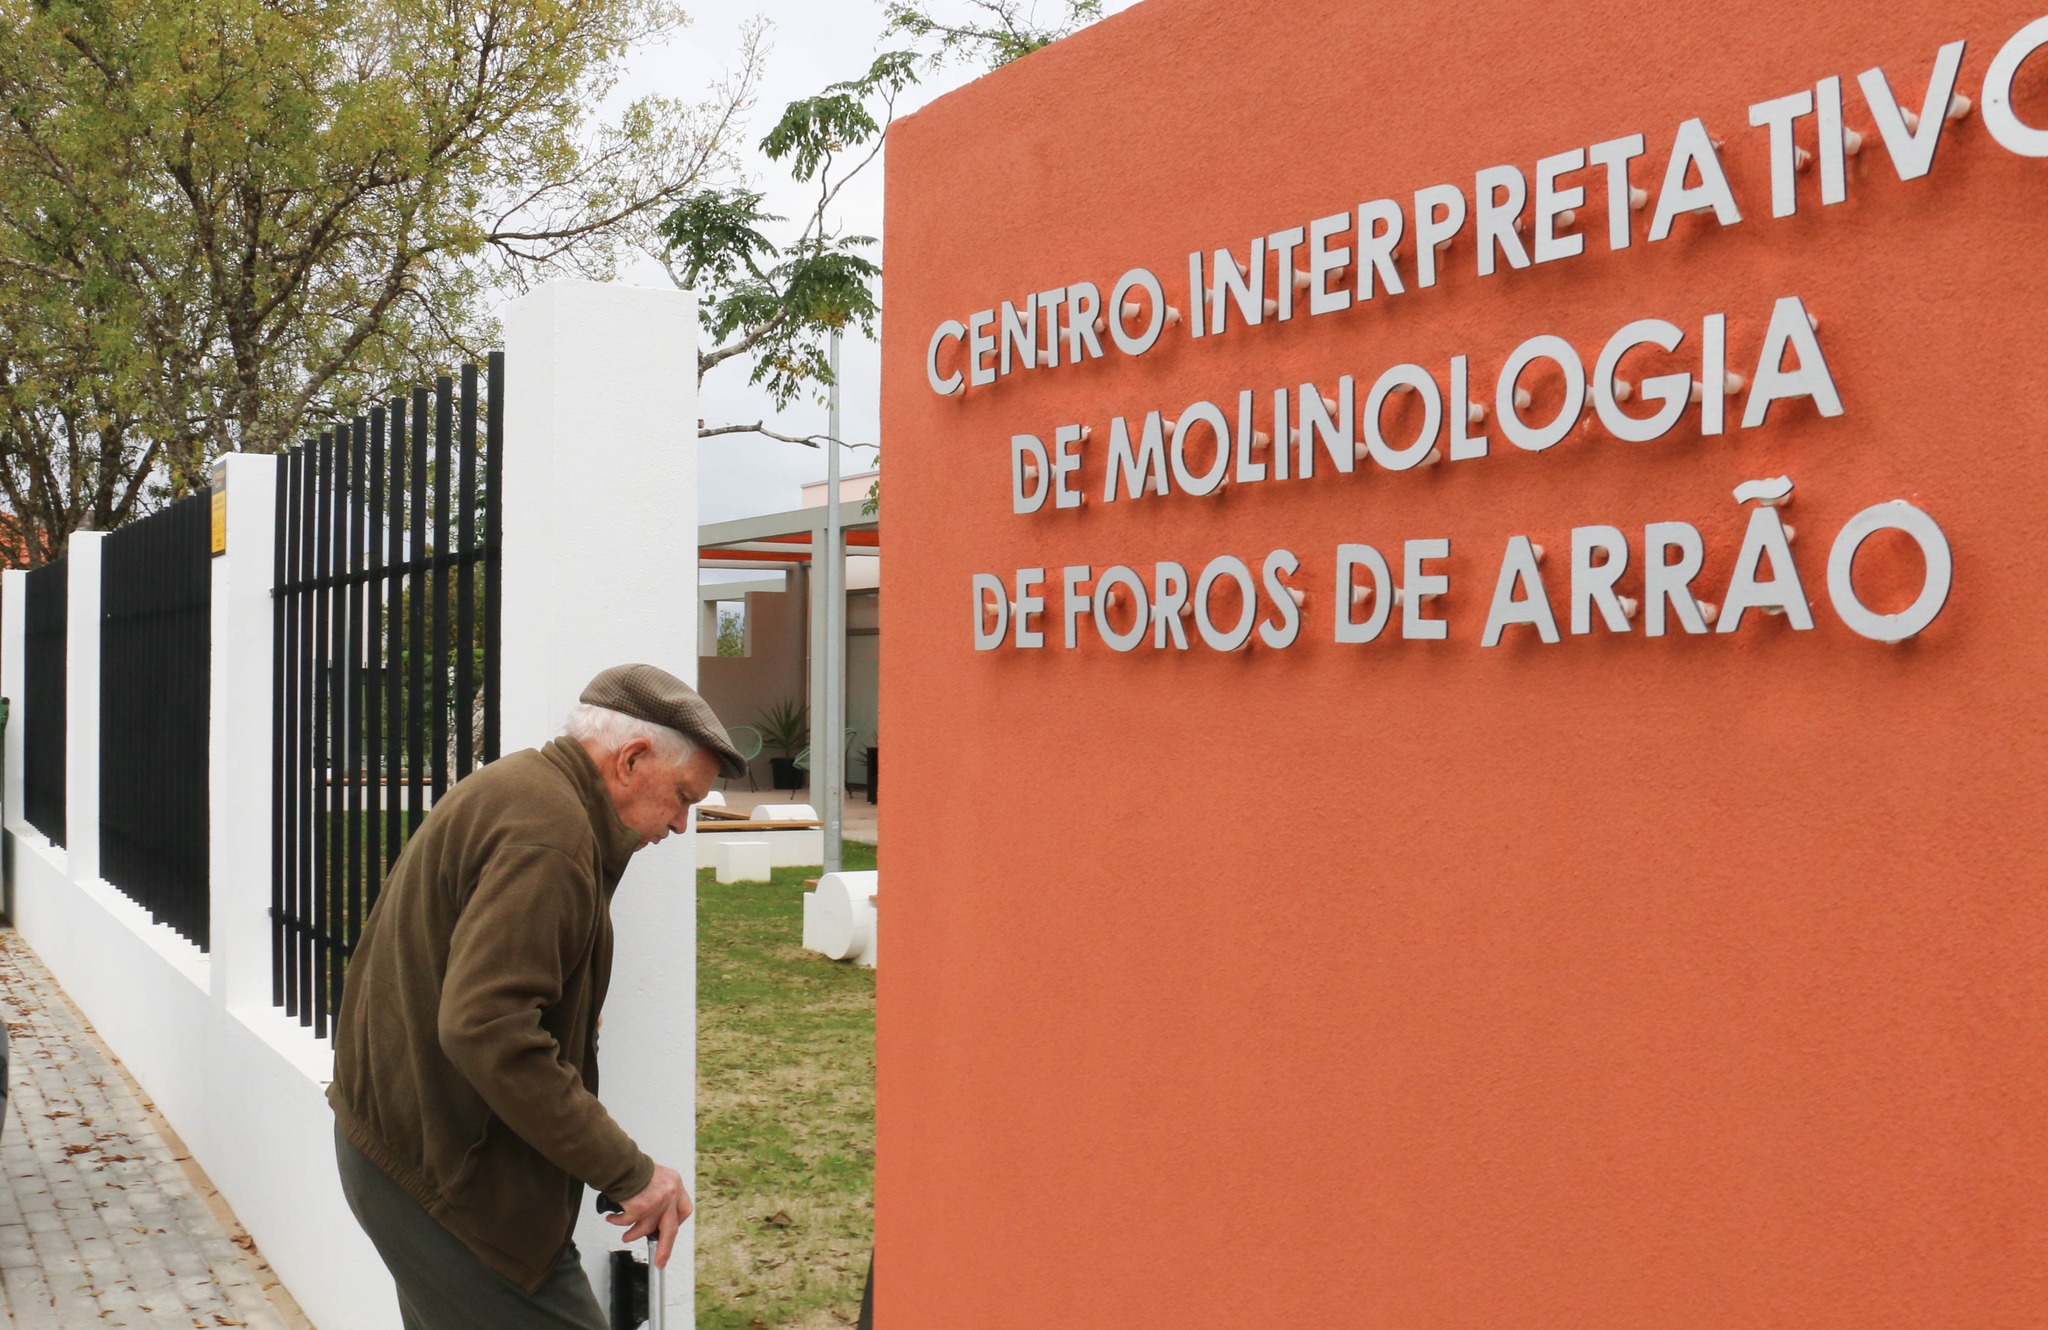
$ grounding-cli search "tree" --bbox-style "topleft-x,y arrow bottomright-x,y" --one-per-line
882,0 -> 1103,69
715,604 -> 745,657
659,1 -> 1106,501
0,0 -> 762,565
658,49 -> 917,450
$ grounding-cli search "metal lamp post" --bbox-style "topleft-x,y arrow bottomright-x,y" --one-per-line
821,330 -> 846,873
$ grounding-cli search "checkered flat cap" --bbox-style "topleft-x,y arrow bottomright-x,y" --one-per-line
580,663 -> 747,778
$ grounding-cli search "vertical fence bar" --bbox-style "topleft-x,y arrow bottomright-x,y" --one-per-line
291,445 -> 307,1004
333,423 -> 352,1010
186,500 -> 203,942
191,495 -> 211,947
325,430 -> 347,1034
193,494 -> 213,947
303,432 -> 331,1028
387,399 -> 406,870
22,561 -> 69,847
431,377 -> 452,800
483,352 -> 504,764
300,436 -> 320,1028
323,430 -> 344,1032
309,430 -> 325,1032
299,441 -> 320,1026
191,496 -> 211,945
456,364 -> 478,779
367,409 -> 386,910
296,445 -> 316,1023
175,506 -> 190,937
328,430 -> 350,1033
273,448 -> 295,1006
408,388 -> 429,833
345,420 -> 368,981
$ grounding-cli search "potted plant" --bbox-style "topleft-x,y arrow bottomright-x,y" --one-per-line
756,698 -> 809,793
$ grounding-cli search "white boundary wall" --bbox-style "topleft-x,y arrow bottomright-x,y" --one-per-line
0,277 -> 702,1329
1,477 -> 383,1327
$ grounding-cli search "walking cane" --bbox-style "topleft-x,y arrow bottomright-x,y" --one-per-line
596,1193 -> 664,1330
646,1230 -> 666,1330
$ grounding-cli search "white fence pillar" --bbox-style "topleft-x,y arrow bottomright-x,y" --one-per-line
208,453 -> 278,1010
501,278 -> 702,1312
2,567 -> 25,841
191,449 -> 397,1330
65,532 -> 104,885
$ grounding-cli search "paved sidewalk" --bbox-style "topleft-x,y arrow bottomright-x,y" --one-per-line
0,929 -> 311,1329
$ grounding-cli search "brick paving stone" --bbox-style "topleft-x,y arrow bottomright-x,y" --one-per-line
1,1227 -> 35,1267
1,929 -> 315,1330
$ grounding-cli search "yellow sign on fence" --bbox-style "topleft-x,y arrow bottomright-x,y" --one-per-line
209,461 -> 227,556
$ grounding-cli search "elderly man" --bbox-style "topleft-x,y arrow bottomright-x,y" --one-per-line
328,663 -> 743,1329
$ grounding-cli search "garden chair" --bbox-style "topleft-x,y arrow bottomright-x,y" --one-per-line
792,729 -> 861,785
724,724 -> 763,791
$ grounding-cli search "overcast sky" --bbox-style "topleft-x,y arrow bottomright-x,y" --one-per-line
602,0 -> 1140,526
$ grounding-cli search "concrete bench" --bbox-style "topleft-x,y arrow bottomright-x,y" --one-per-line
695,820 -> 823,870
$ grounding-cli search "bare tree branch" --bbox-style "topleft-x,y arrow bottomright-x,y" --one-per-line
699,422 -> 822,447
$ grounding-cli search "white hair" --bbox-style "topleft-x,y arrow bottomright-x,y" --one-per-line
562,704 -> 698,765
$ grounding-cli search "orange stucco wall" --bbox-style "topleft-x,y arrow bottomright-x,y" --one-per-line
878,3 -> 2048,1325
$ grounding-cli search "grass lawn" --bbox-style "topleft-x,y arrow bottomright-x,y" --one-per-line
697,841 -> 877,1330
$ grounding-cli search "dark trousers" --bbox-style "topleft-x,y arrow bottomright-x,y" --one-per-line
335,1123 -> 607,1330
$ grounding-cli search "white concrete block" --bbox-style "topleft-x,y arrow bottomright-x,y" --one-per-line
804,871 -> 879,967
752,802 -> 818,822
715,840 -> 772,884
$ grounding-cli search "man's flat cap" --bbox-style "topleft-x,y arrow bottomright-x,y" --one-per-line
581,664 -> 747,778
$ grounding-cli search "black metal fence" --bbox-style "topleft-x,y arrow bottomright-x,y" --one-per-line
272,355 -> 504,1037
23,559 -> 68,847
100,494 -> 213,949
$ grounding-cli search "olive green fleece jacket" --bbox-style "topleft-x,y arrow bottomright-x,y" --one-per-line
328,737 -> 656,1292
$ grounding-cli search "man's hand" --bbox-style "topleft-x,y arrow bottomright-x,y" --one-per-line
607,1166 -> 693,1268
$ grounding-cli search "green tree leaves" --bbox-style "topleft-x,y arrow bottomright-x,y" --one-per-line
882,0 -> 1104,69
664,50 -> 913,429
663,6 -> 1103,506
0,0 -> 759,563
664,188 -> 781,291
